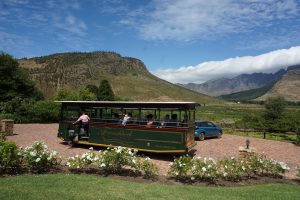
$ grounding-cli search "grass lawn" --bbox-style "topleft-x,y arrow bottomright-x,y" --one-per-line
0,174 -> 299,200
225,129 -> 298,144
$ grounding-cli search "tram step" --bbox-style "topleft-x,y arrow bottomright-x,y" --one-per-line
80,136 -> 89,140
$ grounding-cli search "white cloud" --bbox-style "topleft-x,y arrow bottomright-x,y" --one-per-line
153,46 -> 300,84
132,0 -> 299,41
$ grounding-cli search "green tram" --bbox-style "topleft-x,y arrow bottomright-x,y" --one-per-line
57,101 -> 198,153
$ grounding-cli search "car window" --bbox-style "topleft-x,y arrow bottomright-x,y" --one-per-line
207,122 -> 215,127
201,122 -> 208,127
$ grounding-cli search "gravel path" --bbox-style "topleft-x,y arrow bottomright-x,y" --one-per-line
7,124 -> 300,178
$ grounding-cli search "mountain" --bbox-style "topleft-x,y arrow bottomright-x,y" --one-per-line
256,66 -> 300,102
18,52 -> 221,103
219,81 -> 276,102
181,69 -> 286,97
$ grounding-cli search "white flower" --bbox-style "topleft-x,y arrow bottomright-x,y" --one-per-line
223,172 -> 228,177
30,151 -> 36,157
279,162 -> 290,170
132,159 -> 136,164
191,176 -> 195,181
201,167 -> 207,172
231,156 -> 235,160
242,166 -> 246,171
208,165 -> 212,169
89,147 -> 93,150
175,172 -> 179,176
100,163 -> 106,167
145,157 -> 150,161
224,165 -> 228,169
208,157 -> 214,161
35,158 -> 41,163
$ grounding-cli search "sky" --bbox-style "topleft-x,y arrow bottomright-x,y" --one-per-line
1,0 -> 300,84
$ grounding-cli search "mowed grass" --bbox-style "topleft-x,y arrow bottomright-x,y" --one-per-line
225,129 -> 298,143
0,174 -> 300,200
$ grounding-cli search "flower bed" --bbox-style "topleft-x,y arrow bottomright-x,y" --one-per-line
0,140 -> 296,183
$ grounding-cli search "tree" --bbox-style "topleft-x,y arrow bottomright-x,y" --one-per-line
0,52 -> 43,101
264,96 -> 286,121
85,84 -> 98,95
97,80 -> 115,101
78,88 -> 97,101
263,96 -> 286,132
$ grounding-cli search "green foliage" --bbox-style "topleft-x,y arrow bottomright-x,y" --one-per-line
191,157 -> 219,181
0,140 -> 21,174
66,149 -> 97,170
0,97 -> 35,122
97,146 -> 137,173
85,84 -> 98,95
0,52 -> 43,101
78,88 -> 97,101
167,153 -> 289,181
264,96 -> 286,121
55,88 -> 78,101
20,141 -> 61,172
55,88 -> 97,101
66,147 -> 158,178
97,80 -> 115,101
219,157 -> 244,181
136,157 -> 158,178
236,114 -> 266,130
0,132 -> 6,141
219,82 -> 276,102
168,155 -> 193,178
31,101 -> 60,122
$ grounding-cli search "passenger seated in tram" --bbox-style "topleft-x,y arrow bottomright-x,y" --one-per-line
146,114 -> 154,127
169,114 -> 178,127
122,113 -> 132,125
161,114 -> 170,127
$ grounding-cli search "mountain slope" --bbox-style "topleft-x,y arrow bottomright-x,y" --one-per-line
181,69 -> 285,96
19,52 -> 221,103
256,68 -> 300,102
219,81 -> 276,101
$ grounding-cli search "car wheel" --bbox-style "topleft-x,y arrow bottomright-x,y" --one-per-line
198,132 -> 205,141
217,131 -> 222,139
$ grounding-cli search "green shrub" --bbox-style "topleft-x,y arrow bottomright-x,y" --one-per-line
168,155 -> 193,178
66,147 -> 97,170
96,146 -> 137,173
191,157 -> 219,181
31,101 -> 60,122
136,157 -> 158,178
0,131 -> 6,141
219,157 -> 244,181
20,141 -> 61,172
0,140 -> 21,174
66,147 -> 158,178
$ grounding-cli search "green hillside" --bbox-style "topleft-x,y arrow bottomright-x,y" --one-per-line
219,81 -> 275,101
19,52 -> 221,104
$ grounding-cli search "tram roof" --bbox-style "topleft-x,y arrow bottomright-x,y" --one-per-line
55,101 -> 199,110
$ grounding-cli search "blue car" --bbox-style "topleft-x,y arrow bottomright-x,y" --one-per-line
194,120 -> 222,141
